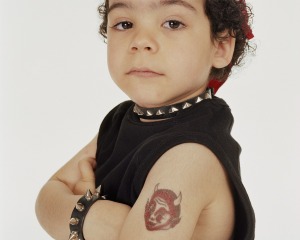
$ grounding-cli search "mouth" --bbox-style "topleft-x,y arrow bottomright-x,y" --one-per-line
146,220 -> 157,227
126,67 -> 163,78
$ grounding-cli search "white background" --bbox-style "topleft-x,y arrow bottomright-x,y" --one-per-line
1,0 -> 299,239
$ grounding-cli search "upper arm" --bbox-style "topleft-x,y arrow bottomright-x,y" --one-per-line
49,134 -> 98,190
119,143 -> 229,240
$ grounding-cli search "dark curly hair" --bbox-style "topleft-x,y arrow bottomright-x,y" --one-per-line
98,0 -> 254,83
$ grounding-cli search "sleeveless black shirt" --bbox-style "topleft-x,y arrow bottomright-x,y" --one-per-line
95,96 -> 255,240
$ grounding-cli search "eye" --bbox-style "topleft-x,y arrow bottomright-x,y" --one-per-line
113,21 -> 133,30
149,203 -> 155,212
162,20 -> 185,30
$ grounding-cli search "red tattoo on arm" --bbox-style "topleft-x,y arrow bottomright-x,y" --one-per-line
144,184 -> 182,231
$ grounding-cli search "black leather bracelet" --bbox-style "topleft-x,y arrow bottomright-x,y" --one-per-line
69,186 -> 106,240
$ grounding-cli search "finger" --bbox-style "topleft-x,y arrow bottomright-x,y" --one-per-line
78,158 -> 96,182
84,157 -> 97,169
73,180 -> 95,195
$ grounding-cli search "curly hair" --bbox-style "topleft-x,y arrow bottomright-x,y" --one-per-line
98,0 -> 254,83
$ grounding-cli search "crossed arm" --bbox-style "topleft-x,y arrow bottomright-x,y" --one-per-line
35,135 -> 229,240
35,135 -> 130,240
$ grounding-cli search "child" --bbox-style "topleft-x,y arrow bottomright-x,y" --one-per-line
36,0 -> 255,239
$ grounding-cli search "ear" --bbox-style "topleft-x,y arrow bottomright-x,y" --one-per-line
212,31 -> 236,69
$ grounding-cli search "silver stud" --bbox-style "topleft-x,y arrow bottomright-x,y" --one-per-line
133,105 -> 138,113
69,231 -> 79,240
195,97 -> 202,103
146,110 -> 153,116
205,91 -> 212,99
85,189 -> 93,201
75,203 -> 85,212
101,195 -> 107,200
133,105 -> 144,115
156,109 -> 165,115
94,185 -> 102,198
182,102 -> 192,109
169,107 -> 179,113
69,218 -> 79,226
96,185 -> 102,193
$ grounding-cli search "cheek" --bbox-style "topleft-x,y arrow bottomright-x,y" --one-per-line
107,40 -> 115,64
167,51 -> 211,83
159,213 -> 171,224
107,42 -> 122,79
167,37 -> 214,70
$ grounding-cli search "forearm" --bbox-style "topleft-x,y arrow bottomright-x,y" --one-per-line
35,180 -> 131,240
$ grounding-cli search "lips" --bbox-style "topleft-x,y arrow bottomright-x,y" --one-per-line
126,67 -> 163,78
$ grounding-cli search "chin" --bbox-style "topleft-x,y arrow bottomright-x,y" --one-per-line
133,99 -> 161,108
132,96 -> 167,108
126,90 -> 167,108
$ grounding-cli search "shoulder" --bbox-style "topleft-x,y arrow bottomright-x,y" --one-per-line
101,100 -> 133,124
97,100 -> 133,141
146,143 -> 229,202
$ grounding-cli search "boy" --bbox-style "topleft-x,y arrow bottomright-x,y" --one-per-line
36,0 -> 255,239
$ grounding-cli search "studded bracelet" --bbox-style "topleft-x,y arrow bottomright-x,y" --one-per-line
69,186 -> 106,240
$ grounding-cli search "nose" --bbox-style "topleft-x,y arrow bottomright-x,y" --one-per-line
129,29 -> 159,53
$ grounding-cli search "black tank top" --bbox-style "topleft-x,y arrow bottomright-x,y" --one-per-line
95,96 -> 255,240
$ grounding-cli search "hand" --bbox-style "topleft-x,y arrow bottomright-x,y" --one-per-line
73,157 -> 97,195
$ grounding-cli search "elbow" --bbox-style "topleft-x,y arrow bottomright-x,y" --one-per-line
35,186 -> 46,229
35,186 -> 53,237
35,185 -> 65,240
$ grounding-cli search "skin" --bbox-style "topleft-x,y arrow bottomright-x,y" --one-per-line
118,143 -> 235,240
35,135 -> 131,240
35,0 -> 236,239
106,0 -> 235,108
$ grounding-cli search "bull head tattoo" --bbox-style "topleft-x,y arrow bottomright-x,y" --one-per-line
144,183 -> 182,231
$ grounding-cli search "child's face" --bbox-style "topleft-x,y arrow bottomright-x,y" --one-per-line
106,0 -> 219,108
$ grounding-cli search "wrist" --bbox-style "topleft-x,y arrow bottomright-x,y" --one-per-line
68,186 -> 106,240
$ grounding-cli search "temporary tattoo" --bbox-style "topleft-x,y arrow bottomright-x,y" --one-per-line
144,184 -> 182,231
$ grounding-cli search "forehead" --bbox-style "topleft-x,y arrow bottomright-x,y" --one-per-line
107,0 -> 204,13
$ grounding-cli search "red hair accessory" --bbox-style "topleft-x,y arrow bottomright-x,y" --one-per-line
208,0 -> 254,94
208,79 -> 226,94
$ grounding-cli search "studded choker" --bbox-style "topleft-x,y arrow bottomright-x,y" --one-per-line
133,88 -> 213,120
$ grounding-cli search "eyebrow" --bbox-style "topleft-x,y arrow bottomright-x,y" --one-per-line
108,0 -> 197,14
107,2 -> 132,14
160,0 -> 197,12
